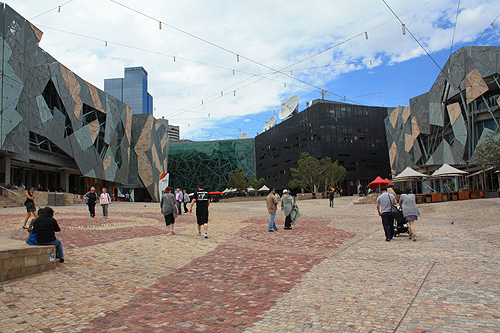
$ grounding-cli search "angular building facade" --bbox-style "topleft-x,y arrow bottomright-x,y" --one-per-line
0,3 -> 167,201
167,139 -> 255,192
255,100 -> 390,195
385,46 -> 500,181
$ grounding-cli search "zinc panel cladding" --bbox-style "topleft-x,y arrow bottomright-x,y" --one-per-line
255,100 -> 390,192
167,139 -> 256,192
385,46 -> 500,173
0,4 -> 131,184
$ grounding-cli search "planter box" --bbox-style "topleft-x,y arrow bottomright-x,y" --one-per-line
458,190 -> 469,200
431,193 -> 442,202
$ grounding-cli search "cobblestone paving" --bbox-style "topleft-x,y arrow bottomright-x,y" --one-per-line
0,197 -> 499,332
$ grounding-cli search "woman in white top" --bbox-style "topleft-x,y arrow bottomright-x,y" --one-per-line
99,187 -> 112,219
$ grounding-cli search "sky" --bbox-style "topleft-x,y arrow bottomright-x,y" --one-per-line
7,0 -> 500,141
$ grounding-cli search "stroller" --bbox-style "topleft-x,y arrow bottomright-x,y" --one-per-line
391,206 -> 409,236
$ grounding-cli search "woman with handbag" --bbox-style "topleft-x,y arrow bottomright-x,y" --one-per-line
99,187 -> 112,219
160,186 -> 178,235
399,188 -> 420,241
23,187 -> 37,229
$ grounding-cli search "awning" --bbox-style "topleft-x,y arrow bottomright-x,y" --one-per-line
258,185 -> 270,191
426,163 -> 468,180
391,166 -> 428,182
466,167 -> 494,178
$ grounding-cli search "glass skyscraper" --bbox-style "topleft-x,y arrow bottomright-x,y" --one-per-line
104,67 -> 153,115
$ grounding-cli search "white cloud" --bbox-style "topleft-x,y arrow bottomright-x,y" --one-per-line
8,0 -> 500,139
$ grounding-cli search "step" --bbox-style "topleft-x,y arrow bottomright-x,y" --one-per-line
0,238 -> 56,282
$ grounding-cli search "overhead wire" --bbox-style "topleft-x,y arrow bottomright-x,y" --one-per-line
30,0 -> 76,20
449,0 -> 460,56
381,0 -> 444,72
166,0 -> 439,118
472,11 -> 500,45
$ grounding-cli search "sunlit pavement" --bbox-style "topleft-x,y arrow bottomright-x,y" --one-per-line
0,196 -> 499,332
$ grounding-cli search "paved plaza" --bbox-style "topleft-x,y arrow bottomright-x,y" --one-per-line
0,196 -> 499,332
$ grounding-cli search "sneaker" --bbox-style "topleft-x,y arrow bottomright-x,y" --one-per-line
197,231 -> 201,236
268,230 -> 274,232
204,233 -> 208,238
59,258 -> 65,263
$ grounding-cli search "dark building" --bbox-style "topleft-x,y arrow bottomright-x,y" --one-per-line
255,99 -> 391,195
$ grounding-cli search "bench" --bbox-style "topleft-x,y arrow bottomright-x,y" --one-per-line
0,238 -> 56,282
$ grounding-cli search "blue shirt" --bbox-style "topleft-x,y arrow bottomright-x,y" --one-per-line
377,192 -> 395,213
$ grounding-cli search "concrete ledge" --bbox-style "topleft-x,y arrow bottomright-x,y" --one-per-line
0,238 -> 56,282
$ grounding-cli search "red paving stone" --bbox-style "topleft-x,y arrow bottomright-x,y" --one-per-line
81,216 -> 354,332
5,211 -> 199,249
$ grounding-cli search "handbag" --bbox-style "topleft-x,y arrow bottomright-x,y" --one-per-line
27,232 -> 37,245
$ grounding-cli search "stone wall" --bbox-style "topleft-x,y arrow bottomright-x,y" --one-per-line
4,190 -> 74,207
0,239 -> 56,282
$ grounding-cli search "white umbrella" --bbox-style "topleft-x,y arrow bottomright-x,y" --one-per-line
427,163 -> 468,179
258,185 -> 270,191
392,166 -> 428,182
247,187 -> 255,191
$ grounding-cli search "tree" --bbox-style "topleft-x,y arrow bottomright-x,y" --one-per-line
289,152 -> 322,192
322,157 -> 346,191
289,153 -> 346,193
228,169 -> 248,192
475,131 -> 500,171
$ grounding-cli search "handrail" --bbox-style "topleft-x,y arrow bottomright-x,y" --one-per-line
0,185 -> 20,196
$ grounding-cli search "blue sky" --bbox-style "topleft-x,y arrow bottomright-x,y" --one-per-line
8,0 -> 500,141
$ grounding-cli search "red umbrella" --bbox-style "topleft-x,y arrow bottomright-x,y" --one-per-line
368,176 -> 390,188
384,178 -> 394,187
209,191 -> 223,195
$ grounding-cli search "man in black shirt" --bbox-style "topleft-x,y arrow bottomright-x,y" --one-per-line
189,183 -> 210,238
33,206 -> 65,262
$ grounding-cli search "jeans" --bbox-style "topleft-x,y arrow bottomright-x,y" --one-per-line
330,196 -> 334,207
102,204 -> 109,217
268,211 -> 277,231
87,203 -> 96,217
183,202 -> 188,213
176,201 -> 182,215
381,212 -> 394,240
38,239 -> 64,259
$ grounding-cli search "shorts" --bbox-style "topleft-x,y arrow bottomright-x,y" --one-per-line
196,211 -> 208,225
164,213 -> 175,226
26,201 -> 36,212
405,215 -> 418,222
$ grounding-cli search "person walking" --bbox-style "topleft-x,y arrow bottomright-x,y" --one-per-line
99,187 -> 111,219
189,183 -> 210,238
399,188 -> 420,241
329,189 -> 334,208
182,189 -> 190,213
33,207 -> 65,263
266,188 -> 279,232
84,187 -> 97,218
23,187 -> 38,229
175,188 -> 183,216
376,186 -> 397,241
161,186 -> 178,235
281,189 -> 294,230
